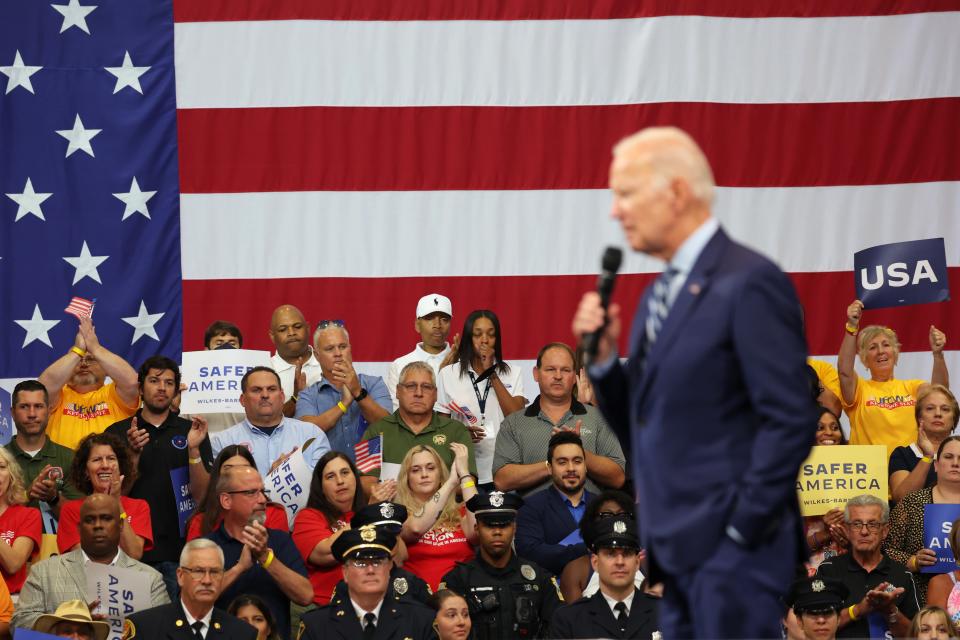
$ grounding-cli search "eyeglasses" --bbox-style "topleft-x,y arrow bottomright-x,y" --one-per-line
225,488 -> 269,498
347,557 -> 388,569
318,319 -> 345,329
180,567 -> 224,579
399,382 -> 437,393
847,521 -> 884,531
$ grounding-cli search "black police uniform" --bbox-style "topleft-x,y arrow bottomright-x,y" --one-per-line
297,594 -> 435,640
440,551 -> 562,639
550,589 -> 661,639
123,602 -> 257,640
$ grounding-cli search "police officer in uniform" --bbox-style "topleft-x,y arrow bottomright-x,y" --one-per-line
785,577 -> 849,640
439,491 -> 562,639
550,516 -> 660,639
123,539 -> 257,640
298,525 -> 434,640
330,502 -> 431,605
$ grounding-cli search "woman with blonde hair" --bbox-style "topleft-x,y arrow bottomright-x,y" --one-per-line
396,442 -> 477,590
0,447 -> 41,593
839,299 -> 948,456
909,606 -> 959,640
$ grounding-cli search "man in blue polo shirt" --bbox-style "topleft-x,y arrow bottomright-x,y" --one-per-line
205,466 -> 313,640
295,321 -> 390,460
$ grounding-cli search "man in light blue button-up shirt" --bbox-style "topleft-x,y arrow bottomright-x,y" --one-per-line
211,367 -> 330,474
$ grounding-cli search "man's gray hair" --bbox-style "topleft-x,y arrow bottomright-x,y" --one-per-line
179,538 -> 225,567
613,126 -> 716,206
313,324 -> 350,347
399,361 -> 436,386
844,494 -> 890,523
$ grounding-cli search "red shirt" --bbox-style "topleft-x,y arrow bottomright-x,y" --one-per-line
292,508 -> 353,605
0,505 -> 41,593
185,503 -> 289,541
404,524 -> 474,592
57,496 -> 154,554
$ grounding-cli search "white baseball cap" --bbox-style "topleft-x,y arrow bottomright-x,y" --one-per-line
416,294 -> 452,318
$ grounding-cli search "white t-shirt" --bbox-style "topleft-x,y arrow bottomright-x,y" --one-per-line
437,361 -> 524,484
386,342 -> 451,410
270,350 -> 323,399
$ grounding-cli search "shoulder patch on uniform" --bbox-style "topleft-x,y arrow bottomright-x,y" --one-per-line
122,619 -> 136,640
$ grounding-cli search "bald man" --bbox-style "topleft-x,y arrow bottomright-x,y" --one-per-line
268,305 -> 323,417
13,494 -> 169,630
572,127 -> 815,637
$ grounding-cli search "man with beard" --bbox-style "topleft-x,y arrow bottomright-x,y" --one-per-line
39,317 -> 140,450
440,492 -> 562,640
6,379 -> 84,517
106,356 -> 215,598
515,431 -> 593,576
123,539 -> 257,640
268,305 -> 323,418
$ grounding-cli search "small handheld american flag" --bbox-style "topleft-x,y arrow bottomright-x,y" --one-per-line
64,297 -> 96,320
354,434 -> 382,473
445,400 -> 478,425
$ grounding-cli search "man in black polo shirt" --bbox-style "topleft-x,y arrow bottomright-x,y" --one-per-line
106,355 -> 214,599
816,494 -> 919,638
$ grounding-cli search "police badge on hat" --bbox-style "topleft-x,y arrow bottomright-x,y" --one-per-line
613,521 -> 627,534
360,527 -> 377,542
812,579 -> 826,592
433,434 -> 447,446
521,564 -> 536,580
393,577 -> 409,595
380,503 -> 395,520
489,492 -> 504,508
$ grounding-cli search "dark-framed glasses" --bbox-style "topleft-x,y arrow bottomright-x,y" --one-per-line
180,566 -> 224,579
848,520 -> 883,531
225,488 -> 269,498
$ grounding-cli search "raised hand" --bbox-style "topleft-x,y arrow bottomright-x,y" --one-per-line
187,415 -> 208,451
576,368 -> 595,405
930,325 -> 947,354
846,300 -> 864,328
370,480 -> 398,503
440,334 -> 460,369
126,416 -> 149,453
449,442 -> 470,478
78,316 -> 101,353
28,464 -> 58,502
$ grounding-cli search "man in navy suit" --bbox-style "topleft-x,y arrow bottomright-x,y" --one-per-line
572,126 -> 816,638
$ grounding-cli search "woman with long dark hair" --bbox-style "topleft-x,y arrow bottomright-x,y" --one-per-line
228,594 -> 281,640
185,444 -> 288,540
291,451 -> 366,605
437,309 -> 526,486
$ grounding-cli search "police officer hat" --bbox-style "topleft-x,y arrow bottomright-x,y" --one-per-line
466,491 -> 524,526
331,525 -> 396,563
589,515 -> 640,552
786,577 -> 849,614
351,502 -> 407,534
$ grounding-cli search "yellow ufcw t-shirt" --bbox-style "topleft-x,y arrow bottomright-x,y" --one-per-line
808,358 -> 841,400
47,383 -> 139,450
844,377 -> 924,457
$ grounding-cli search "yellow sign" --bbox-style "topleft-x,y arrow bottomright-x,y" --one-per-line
796,445 -> 888,516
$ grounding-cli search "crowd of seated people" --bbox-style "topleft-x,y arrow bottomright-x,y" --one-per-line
0,294 -> 953,639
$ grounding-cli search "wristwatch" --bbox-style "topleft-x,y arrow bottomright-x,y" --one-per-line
354,388 -> 369,402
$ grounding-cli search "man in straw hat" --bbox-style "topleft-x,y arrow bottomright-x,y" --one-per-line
33,600 -> 110,640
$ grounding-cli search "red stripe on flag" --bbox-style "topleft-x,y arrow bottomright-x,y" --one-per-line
182,269 -> 960,360
177,100 -> 960,193
174,0 -> 960,23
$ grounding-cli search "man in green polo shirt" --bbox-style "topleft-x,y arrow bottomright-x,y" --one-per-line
359,361 -> 477,494
6,380 -> 83,519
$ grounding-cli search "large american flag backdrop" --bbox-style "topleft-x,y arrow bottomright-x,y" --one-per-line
2,1 -> 959,391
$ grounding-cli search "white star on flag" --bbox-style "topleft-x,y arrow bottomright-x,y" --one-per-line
114,177 -> 157,220
6,178 -> 52,222
56,114 -> 101,158
51,0 -> 97,34
63,240 -> 109,285
0,50 -> 42,95
122,301 -> 164,344
104,51 -> 150,95
14,305 -> 61,348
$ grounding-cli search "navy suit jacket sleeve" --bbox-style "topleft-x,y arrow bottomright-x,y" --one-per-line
515,490 -> 587,575
725,260 -> 816,545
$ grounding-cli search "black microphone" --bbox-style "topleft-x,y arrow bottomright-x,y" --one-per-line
582,246 -> 623,366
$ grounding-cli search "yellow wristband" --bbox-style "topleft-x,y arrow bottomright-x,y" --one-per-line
120,512 -> 128,520
70,346 -> 87,358
922,456 -> 933,464
845,323 -> 859,335
261,549 -> 275,569
461,480 -> 476,489
848,605 -> 859,621
188,456 -> 203,465
337,401 -> 348,414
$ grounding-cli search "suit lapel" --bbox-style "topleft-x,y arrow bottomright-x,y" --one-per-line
626,589 -> 657,637
586,592 -> 624,638
634,228 -> 729,405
